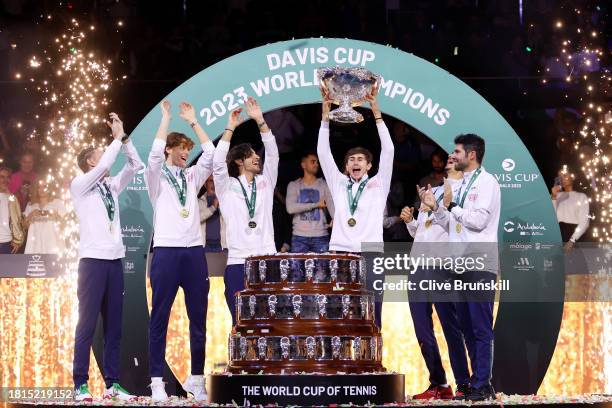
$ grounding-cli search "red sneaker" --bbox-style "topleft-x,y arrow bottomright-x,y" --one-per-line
454,383 -> 472,400
412,385 -> 454,400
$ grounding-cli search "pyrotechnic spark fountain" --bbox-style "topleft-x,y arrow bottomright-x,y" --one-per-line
544,3 -> 611,243
0,17 -> 117,394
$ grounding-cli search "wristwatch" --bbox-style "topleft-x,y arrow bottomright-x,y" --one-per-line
121,133 -> 130,142
447,202 -> 458,212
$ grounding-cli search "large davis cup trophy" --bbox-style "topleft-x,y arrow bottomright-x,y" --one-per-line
317,66 -> 380,123
207,254 -> 405,405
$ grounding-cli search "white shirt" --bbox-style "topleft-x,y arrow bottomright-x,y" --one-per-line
317,121 -> 394,253
71,140 -> 144,260
406,179 -> 462,243
433,167 -> 501,273
198,192 -> 227,249
145,138 -> 215,248
0,192 -> 12,243
213,131 -> 279,265
24,198 -> 67,254
552,191 -> 589,241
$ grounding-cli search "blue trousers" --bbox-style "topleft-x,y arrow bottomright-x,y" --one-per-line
149,246 -> 209,377
224,264 -> 245,326
73,258 -> 124,389
455,270 -> 495,389
409,301 -> 471,386
291,235 -> 329,253
0,242 -> 11,254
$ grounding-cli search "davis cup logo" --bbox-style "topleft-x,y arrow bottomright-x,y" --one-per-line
502,158 -> 516,172
504,221 -> 515,232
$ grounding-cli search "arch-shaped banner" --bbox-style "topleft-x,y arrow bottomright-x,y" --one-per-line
105,38 -> 563,396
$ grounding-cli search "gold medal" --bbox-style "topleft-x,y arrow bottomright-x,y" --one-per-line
347,218 -> 357,227
248,221 -> 257,229
455,223 -> 462,233
425,219 -> 432,229
180,208 -> 189,218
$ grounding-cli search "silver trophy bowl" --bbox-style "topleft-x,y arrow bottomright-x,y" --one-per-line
317,66 -> 379,123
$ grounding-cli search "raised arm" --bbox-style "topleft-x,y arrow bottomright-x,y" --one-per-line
366,86 -> 393,191
245,97 -> 278,187
213,108 -> 244,195
179,101 -> 214,188
70,139 -> 122,198
322,179 -> 335,217
317,91 -> 343,189
144,101 -> 171,202
106,113 -> 145,193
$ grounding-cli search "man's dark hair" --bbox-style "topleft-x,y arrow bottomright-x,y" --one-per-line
77,146 -> 97,172
300,150 -> 317,162
165,132 -> 194,158
454,133 -> 485,163
343,147 -> 373,170
227,143 -> 255,178
431,148 -> 448,163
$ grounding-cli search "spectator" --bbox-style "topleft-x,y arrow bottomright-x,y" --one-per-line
198,175 -> 226,252
23,178 -> 67,255
9,151 -> 37,212
551,168 -> 590,251
0,167 -> 24,254
391,121 -> 421,203
419,149 -> 448,188
285,152 -> 334,253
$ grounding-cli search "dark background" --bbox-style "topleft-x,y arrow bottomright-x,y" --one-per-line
1,0 -> 609,396
1,0 -> 609,190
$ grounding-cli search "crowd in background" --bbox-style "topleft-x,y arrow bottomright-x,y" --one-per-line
0,0 -> 607,254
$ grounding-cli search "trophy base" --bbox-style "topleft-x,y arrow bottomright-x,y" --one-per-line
207,372 -> 405,405
329,108 -> 364,123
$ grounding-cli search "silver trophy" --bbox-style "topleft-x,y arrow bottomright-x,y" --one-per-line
317,66 -> 380,123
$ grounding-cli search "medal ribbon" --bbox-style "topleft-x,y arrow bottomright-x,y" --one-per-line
455,167 -> 482,207
347,178 -> 369,216
427,190 -> 445,216
96,181 -> 115,222
238,177 -> 257,219
162,164 -> 187,206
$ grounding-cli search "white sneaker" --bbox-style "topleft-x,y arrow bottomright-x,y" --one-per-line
150,377 -> 168,402
103,383 -> 136,401
74,384 -> 93,402
182,374 -> 207,402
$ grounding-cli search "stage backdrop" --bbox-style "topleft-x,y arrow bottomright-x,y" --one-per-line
100,38 -> 564,396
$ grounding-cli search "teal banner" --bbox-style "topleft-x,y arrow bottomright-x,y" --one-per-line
108,38 -> 562,395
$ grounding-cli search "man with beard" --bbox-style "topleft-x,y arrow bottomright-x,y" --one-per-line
419,149 -> 448,188
317,86 -> 393,329
145,100 -> 214,402
285,151 -> 334,253
213,97 -> 279,326
426,134 -> 501,402
401,156 -> 470,400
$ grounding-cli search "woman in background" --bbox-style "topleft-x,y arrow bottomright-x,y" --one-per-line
23,177 -> 67,254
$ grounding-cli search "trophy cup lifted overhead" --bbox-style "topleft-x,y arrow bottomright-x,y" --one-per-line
317,66 -> 380,123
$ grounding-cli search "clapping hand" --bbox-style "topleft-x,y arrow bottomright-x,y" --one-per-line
400,206 -> 414,223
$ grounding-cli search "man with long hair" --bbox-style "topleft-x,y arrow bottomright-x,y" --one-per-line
213,97 -> 278,325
